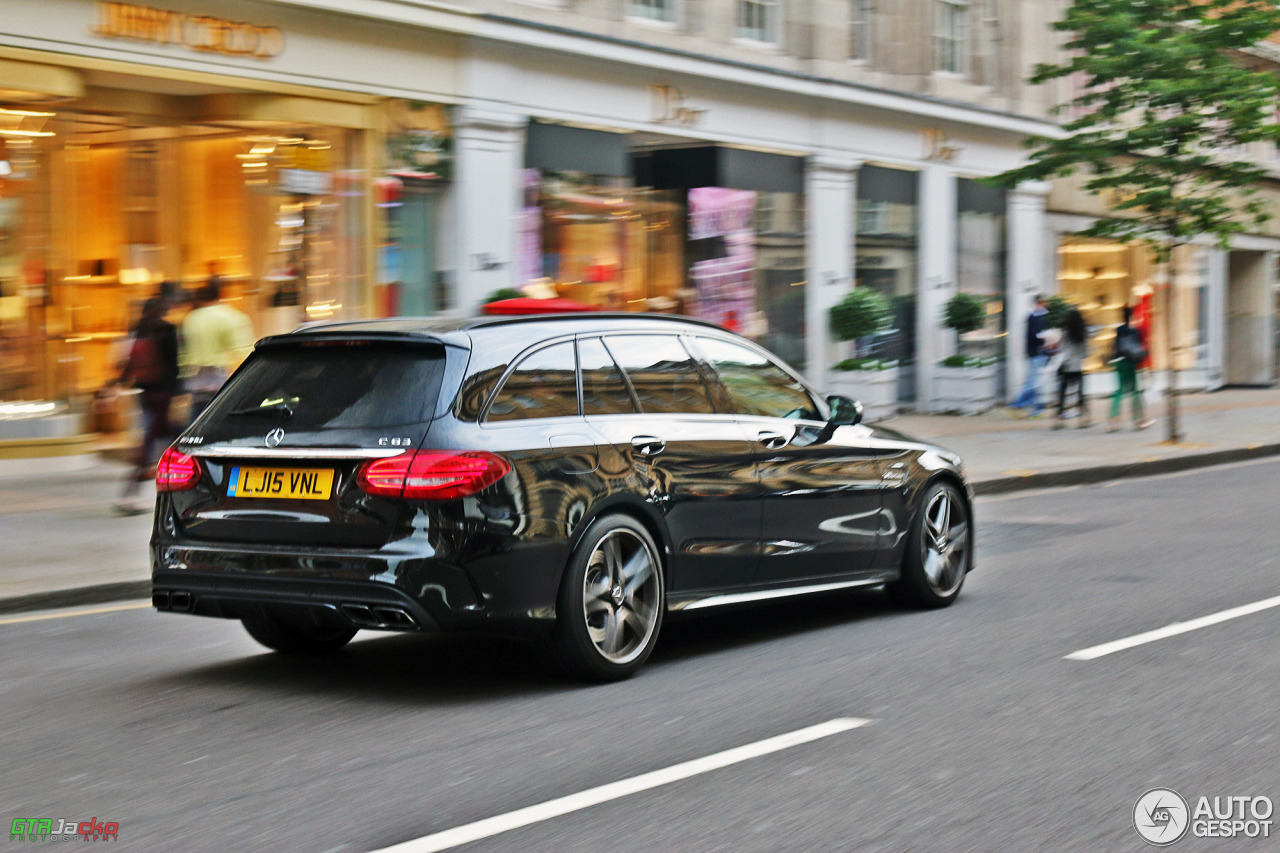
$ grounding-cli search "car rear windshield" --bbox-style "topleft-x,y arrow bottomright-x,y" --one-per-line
202,344 -> 445,430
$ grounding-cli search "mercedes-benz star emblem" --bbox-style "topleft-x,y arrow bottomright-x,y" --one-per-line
265,428 -> 285,447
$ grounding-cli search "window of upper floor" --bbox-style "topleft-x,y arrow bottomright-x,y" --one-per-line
627,0 -> 679,26
849,0 -> 872,63
735,0 -> 780,46
934,0 -> 968,75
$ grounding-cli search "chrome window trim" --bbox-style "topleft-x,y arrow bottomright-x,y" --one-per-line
190,446 -> 405,459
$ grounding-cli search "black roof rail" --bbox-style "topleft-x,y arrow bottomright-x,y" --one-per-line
461,312 -> 729,332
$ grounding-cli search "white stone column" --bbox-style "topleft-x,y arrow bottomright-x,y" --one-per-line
1205,247 -> 1228,391
453,105 -> 526,315
917,163 -> 957,411
1006,181 -> 1051,404
804,156 -> 860,388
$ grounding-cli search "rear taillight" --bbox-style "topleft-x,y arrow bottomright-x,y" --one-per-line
156,447 -> 201,492
358,450 -> 511,500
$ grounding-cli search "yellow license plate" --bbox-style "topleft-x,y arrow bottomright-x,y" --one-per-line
228,466 -> 334,500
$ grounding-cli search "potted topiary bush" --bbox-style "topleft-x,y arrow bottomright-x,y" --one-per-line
827,287 -> 899,422
933,291 -> 999,414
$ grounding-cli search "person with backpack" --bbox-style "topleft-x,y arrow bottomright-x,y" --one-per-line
1052,305 -> 1092,429
1108,304 -> 1156,433
117,296 -> 180,513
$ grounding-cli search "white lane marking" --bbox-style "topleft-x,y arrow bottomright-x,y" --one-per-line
371,717 -> 871,853
0,601 -> 151,626
1065,594 -> 1280,661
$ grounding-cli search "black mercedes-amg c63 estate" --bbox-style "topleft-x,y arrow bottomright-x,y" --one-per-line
151,313 -> 972,680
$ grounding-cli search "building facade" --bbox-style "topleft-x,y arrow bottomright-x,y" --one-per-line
1,0 -> 1273,425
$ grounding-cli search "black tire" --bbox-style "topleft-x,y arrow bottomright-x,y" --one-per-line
548,515 -> 665,682
886,480 -> 970,609
241,608 -> 357,655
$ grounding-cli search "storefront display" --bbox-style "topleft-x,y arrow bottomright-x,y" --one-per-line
1056,239 -> 1204,375
0,92 -> 368,403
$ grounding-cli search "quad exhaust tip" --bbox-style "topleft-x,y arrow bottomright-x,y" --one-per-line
153,590 -> 193,612
340,603 -> 419,630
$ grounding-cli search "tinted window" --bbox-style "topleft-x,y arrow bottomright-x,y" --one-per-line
206,345 -> 443,429
604,335 -> 715,415
579,337 -> 637,415
487,342 -> 578,421
695,337 -> 819,420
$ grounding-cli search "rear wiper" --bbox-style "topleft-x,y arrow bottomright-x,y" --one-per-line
226,402 -> 294,418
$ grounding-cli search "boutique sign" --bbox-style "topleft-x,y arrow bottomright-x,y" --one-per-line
92,1 -> 284,59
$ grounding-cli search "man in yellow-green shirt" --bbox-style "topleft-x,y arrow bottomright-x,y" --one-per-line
181,280 -> 255,419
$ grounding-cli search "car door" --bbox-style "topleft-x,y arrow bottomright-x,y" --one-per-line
690,335 -> 900,585
581,333 -> 759,596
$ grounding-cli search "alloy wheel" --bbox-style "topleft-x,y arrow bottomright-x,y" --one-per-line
581,528 -> 661,665
920,487 -> 969,597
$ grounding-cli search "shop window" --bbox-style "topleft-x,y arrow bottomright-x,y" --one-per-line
857,165 -> 919,401
523,169 -> 684,314
956,178 -> 1006,375
1056,239 -> 1205,375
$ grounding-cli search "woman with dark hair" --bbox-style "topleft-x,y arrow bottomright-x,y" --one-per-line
117,296 -> 180,513
1109,304 -> 1156,432
1053,306 -> 1091,428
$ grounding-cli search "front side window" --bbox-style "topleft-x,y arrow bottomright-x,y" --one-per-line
935,0 -> 968,74
603,335 -> 715,415
487,342 -> 578,422
735,0 -> 779,43
628,0 -> 677,23
694,337 -> 818,420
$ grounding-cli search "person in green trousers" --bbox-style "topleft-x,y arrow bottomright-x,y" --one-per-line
1108,305 -> 1156,432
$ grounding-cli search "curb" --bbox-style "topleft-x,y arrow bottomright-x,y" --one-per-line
972,442 -> 1280,495
0,581 -> 150,617
2,445 -> 1279,616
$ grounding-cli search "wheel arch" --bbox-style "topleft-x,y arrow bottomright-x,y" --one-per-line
914,470 -> 975,573
567,495 -> 673,579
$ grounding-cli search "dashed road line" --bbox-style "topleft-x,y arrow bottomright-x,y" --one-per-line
371,717 -> 872,853
1066,594 -> 1280,661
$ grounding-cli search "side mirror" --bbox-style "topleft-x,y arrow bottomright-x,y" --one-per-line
826,394 -> 864,427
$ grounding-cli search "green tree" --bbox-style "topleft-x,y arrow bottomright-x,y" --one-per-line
991,0 -> 1280,442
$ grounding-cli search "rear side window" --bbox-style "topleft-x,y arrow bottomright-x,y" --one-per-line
604,335 -> 715,415
579,337 -> 637,415
206,345 -> 443,429
487,341 -> 579,421
694,336 -> 819,420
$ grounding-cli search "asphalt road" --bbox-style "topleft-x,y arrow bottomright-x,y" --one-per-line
5,459 -> 1280,851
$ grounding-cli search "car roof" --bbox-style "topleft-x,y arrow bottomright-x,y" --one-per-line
288,313 -> 733,347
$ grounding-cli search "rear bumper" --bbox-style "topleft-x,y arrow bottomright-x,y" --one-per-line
150,534 -> 567,635
152,570 -> 444,632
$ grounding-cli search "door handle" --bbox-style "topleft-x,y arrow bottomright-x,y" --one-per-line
631,435 -> 666,456
758,431 -> 789,450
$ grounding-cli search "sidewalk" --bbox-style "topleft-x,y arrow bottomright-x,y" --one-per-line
2,386 -> 1277,615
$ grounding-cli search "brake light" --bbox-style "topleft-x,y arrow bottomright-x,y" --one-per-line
156,447 -> 201,492
358,450 -> 511,500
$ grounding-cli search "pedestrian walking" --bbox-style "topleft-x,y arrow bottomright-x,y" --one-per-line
1009,293 -> 1050,417
1108,305 -> 1156,432
116,296 -> 180,514
1052,306 -> 1091,429
181,278 -> 254,421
